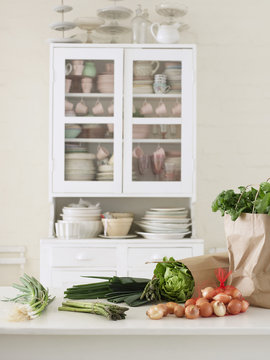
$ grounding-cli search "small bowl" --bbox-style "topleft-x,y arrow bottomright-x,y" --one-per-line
102,218 -> 133,236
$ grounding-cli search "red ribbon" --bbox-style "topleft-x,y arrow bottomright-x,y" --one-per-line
215,268 -> 232,288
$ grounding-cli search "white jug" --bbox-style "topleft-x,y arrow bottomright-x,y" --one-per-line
151,23 -> 181,44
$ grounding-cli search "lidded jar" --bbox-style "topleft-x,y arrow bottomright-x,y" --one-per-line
131,4 -> 150,44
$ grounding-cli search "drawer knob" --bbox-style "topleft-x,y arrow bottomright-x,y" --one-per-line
76,253 -> 92,261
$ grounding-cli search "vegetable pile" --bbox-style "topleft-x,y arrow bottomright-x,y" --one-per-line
212,180 -> 270,221
3,274 -> 54,321
58,300 -> 128,321
146,285 -> 249,320
64,257 -> 194,307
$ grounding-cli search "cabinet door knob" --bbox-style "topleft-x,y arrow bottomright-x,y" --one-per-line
76,253 -> 91,261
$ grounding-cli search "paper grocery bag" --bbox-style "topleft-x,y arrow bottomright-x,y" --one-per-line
224,213 -> 270,308
181,252 -> 229,297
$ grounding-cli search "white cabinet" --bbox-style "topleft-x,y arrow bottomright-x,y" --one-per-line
40,238 -> 204,288
50,44 -> 196,197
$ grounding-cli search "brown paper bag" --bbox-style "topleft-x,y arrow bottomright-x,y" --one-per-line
181,252 -> 229,297
224,213 -> 270,308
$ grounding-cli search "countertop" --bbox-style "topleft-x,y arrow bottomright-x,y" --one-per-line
1,287 -> 270,336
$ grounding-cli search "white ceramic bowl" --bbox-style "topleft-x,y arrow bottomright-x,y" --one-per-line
102,218 -> 133,236
77,220 -> 103,238
61,214 -> 101,222
55,221 -> 81,239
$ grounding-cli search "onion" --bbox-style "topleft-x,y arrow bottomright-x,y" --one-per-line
157,304 -> 169,317
213,293 -> 232,304
213,301 -> 226,317
201,287 -> 216,300
199,302 -> 213,317
185,305 -> 200,319
146,305 -> 164,320
166,302 -> 178,314
232,288 -> 242,300
185,298 -> 196,307
196,297 -> 209,307
227,299 -> 242,315
241,300 -> 249,313
174,305 -> 185,318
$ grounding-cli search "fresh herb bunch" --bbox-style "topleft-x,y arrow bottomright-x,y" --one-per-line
212,181 -> 270,221
59,300 -> 129,321
3,274 -> 54,321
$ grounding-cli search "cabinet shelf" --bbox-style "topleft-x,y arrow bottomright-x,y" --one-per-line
132,139 -> 181,144
65,138 -> 114,143
132,118 -> 182,125
133,93 -> 181,99
66,93 -> 114,98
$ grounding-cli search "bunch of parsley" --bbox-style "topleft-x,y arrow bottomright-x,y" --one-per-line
212,181 -> 270,221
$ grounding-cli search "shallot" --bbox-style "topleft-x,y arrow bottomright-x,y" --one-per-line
201,287 -> 216,300
185,305 -> 200,319
146,305 -> 164,320
199,302 -> 213,317
157,304 -> 169,317
174,305 -> 185,318
227,299 -> 242,315
213,293 -> 232,304
196,297 -> 209,307
185,298 -> 196,307
213,301 -> 226,317
241,300 -> 249,313
166,302 -> 178,314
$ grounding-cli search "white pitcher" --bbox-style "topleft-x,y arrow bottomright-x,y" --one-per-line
151,23 -> 181,44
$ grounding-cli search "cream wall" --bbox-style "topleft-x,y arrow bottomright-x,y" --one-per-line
0,0 -> 269,285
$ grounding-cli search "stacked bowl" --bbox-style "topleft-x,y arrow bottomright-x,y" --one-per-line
56,204 -> 103,239
96,164 -> 114,181
65,153 -> 96,181
97,73 -> 114,93
101,212 -> 134,237
164,62 -> 182,93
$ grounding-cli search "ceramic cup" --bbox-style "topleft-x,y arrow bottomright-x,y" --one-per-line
132,145 -> 144,159
65,100 -> 74,111
107,102 -> 114,116
96,145 -> 110,160
81,78 -> 93,93
155,100 -> 167,116
75,100 -> 88,115
92,99 -> 104,116
172,101 -> 181,116
72,60 -> 84,66
140,100 -> 153,116
65,78 -> 72,93
72,64 -> 84,76
153,83 -> 170,94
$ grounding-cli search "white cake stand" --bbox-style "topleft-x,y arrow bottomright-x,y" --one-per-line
74,17 -> 105,43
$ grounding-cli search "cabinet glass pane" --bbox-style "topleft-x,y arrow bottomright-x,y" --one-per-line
65,124 -> 114,182
132,124 -> 181,182
65,59 -> 114,117
133,60 -> 181,118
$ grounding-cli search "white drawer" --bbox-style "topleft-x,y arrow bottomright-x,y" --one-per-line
51,269 -> 116,288
51,246 -> 117,268
127,246 -> 193,268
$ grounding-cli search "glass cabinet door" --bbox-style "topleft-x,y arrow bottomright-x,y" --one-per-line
123,49 -> 194,195
52,48 -> 123,194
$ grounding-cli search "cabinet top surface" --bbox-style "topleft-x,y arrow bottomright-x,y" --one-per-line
0,287 -> 268,335
40,238 -> 204,245
50,43 -> 196,50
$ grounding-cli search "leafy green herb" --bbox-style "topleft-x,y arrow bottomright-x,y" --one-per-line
212,180 -> 270,220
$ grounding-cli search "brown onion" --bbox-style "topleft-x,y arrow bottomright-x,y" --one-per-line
185,305 -> 200,319
227,299 -> 242,315
166,302 -> 178,314
213,293 -> 232,304
146,305 -> 164,320
199,302 -> 213,317
241,300 -> 249,313
157,304 -> 169,317
201,287 -> 216,300
196,297 -> 209,307
174,305 -> 185,318
185,298 -> 196,307
232,288 -> 242,300
213,301 -> 226,317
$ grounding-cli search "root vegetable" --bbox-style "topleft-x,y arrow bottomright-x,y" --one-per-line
199,302 -> 213,317
201,287 -> 216,300
157,304 -> 169,316
227,299 -> 242,315
241,300 -> 249,313
147,305 -> 164,320
196,297 -> 209,307
166,302 -> 178,314
232,288 -> 242,300
174,305 -> 185,318
185,305 -> 200,319
185,298 -> 196,307
213,293 -> 232,304
213,301 -> 226,317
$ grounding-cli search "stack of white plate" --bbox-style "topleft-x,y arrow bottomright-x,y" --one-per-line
58,204 -> 103,238
136,207 -> 191,239
133,77 -> 154,94
96,164 -> 114,181
65,153 -> 96,181
164,63 -> 181,92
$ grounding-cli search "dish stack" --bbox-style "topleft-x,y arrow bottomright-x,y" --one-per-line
65,153 -> 96,181
96,164 -> 114,181
97,73 -> 114,93
56,203 -> 103,239
136,207 -> 191,239
133,77 -> 153,94
164,62 -> 181,93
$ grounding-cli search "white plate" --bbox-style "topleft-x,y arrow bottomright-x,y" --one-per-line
136,231 -> 191,240
142,217 -> 191,224
99,234 -> 137,239
150,208 -> 186,212
50,21 -> 76,31
137,221 -> 191,229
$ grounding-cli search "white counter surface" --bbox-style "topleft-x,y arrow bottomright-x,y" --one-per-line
1,287 -> 270,336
